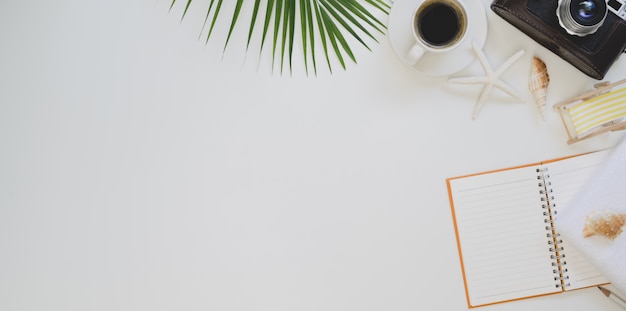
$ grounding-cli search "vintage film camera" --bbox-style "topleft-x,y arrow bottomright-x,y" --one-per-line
491,0 -> 626,80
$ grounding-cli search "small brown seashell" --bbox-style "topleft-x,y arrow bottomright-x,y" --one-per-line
529,57 -> 550,121
582,209 -> 626,240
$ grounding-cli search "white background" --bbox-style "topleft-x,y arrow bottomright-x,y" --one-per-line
1,0 -> 625,310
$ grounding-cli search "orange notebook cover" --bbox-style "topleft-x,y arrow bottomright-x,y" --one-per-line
446,150 -> 611,308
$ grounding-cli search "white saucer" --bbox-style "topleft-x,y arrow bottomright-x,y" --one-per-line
388,0 -> 488,77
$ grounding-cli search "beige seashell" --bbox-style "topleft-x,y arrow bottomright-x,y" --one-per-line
529,57 -> 550,121
582,209 -> 626,240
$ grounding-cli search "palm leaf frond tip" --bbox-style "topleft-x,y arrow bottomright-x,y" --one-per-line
169,0 -> 390,75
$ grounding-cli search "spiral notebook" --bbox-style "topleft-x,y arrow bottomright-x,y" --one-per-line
447,150 -> 611,308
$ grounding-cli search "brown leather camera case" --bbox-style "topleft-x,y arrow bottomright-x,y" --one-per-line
491,0 -> 626,80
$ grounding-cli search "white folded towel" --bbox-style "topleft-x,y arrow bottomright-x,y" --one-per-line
556,135 -> 626,295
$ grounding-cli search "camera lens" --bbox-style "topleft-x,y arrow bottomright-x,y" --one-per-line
573,1 -> 605,23
557,0 -> 608,36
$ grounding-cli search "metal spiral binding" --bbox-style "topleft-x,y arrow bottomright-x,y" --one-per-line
537,167 -> 570,288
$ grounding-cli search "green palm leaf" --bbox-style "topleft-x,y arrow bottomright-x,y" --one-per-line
169,0 -> 390,75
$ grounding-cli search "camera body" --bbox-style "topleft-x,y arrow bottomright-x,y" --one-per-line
491,0 -> 626,80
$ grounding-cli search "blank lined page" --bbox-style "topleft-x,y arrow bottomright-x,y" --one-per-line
544,150 -> 611,289
448,165 -> 560,308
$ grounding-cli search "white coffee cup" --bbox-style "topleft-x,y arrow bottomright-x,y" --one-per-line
406,0 -> 469,66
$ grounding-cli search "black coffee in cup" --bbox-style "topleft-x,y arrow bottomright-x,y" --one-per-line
414,1 -> 467,48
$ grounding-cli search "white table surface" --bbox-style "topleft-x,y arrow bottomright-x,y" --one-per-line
1,0 -> 625,310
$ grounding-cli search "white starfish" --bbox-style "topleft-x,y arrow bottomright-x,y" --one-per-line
449,41 -> 526,119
